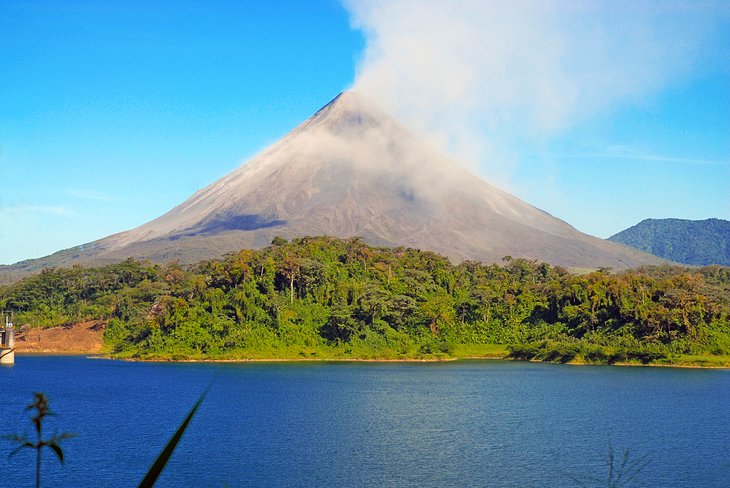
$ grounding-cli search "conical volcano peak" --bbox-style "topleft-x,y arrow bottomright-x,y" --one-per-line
1,90 -> 664,276
319,90 -> 374,112
310,90 -> 391,130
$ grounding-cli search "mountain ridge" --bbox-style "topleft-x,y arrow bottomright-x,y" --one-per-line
609,218 -> 730,266
1,91 -> 662,280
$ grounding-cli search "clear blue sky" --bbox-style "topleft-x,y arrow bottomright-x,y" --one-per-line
1,0 -> 728,264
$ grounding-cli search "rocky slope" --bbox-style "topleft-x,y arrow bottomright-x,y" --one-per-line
2,92 -> 661,279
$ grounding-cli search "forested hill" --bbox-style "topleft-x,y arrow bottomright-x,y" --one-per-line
1,236 -> 729,365
609,218 -> 730,266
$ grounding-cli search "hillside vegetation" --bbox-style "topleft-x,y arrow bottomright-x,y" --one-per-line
1,237 -> 729,366
609,218 -> 730,266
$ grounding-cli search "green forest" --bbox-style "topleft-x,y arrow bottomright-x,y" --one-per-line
609,217 -> 730,266
2,236 -> 729,366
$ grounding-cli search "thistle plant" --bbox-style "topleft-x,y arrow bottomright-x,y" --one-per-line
567,439 -> 650,488
3,392 -> 75,488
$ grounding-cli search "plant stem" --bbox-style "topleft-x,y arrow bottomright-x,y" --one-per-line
36,423 -> 42,488
36,445 -> 41,488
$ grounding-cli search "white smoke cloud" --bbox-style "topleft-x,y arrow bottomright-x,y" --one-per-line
344,0 -> 729,185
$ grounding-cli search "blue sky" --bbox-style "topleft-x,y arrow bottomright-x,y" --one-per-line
1,0 -> 728,265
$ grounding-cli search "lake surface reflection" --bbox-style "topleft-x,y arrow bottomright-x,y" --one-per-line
1,357 -> 728,487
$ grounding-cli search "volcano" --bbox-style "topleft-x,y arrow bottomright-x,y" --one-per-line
4,91 -> 660,276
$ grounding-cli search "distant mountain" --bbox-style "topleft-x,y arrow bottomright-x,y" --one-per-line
1,91 -> 661,280
609,218 -> 730,266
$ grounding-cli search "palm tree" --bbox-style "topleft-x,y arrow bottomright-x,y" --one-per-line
3,392 -> 75,488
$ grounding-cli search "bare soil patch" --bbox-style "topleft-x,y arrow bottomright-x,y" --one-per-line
15,320 -> 106,354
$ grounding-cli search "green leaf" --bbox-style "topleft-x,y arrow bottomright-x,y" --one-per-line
1,434 -> 27,443
8,442 -> 34,458
48,443 -> 64,464
137,384 -> 212,488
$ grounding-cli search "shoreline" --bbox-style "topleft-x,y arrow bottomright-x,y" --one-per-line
16,351 -> 729,369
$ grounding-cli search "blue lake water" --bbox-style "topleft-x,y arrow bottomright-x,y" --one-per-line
1,356 -> 729,487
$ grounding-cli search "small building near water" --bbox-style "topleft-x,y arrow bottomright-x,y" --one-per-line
0,314 -> 15,366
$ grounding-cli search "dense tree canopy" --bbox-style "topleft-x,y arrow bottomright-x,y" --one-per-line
2,237 -> 728,363
609,218 -> 730,266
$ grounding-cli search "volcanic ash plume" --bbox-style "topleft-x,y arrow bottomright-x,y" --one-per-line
344,0 -> 727,181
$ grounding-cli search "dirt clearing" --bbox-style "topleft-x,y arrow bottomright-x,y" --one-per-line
14,320 -> 106,354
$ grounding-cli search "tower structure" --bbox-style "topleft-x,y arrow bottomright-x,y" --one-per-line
0,313 -> 15,366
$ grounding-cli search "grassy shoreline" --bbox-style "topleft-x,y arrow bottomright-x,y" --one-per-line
76,343 -> 730,368
104,355 -> 730,368
15,342 -> 730,368
17,353 -> 730,368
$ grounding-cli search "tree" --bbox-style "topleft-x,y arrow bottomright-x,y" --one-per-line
271,236 -> 288,246
3,393 -> 75,488
279,253 -> 302,305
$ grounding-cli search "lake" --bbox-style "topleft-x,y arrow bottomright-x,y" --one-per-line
1,357 -> 728,487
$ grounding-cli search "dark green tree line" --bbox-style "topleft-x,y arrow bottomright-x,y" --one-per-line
1,237 -> 728,362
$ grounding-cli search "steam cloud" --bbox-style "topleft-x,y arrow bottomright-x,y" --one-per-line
344,0 -> 728,184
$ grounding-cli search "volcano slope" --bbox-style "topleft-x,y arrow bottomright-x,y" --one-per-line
2,91 -> 660,278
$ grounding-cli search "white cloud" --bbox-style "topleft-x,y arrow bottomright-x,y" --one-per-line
343,0 -> 728,184
557,148 -> 730,166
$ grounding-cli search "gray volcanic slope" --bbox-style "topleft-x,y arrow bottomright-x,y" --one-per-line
3,92 -> 661,276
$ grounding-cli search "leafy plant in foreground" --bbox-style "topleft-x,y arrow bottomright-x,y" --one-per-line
137,385 -> 211,488
568,440 -> 650,487
3,392 -> 75,488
